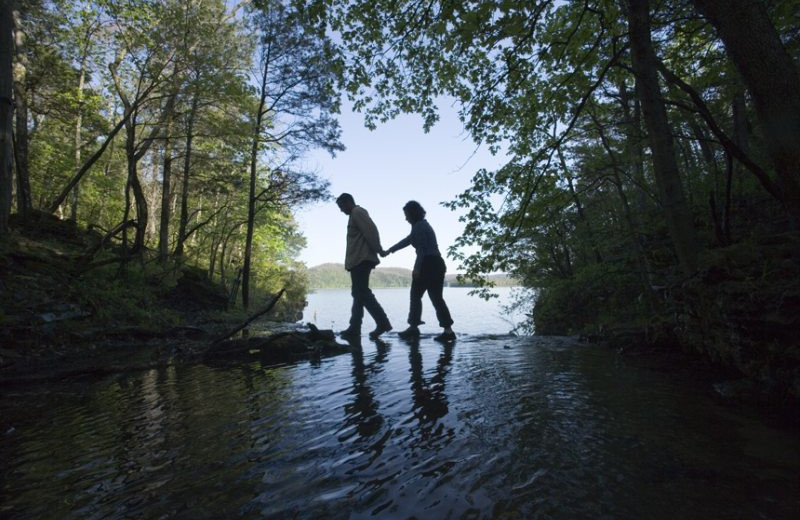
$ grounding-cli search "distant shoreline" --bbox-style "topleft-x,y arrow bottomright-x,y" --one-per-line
307,285 -> 522,290
306,262 -> 518,290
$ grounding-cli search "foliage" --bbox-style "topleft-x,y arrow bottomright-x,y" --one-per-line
306,0 -> 799,337
9,0 -> 341,309
8,0 -> 800,350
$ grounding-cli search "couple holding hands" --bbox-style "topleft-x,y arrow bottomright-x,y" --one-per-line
335,193 -> 456,343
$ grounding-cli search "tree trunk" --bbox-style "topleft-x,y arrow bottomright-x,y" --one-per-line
121,166 -> 132,253
730,87 -> 748,230
175,94 -> 198,257
70,45 -> 89,221
131,94 -> 176,253
145,159 -> 159,243
612,168 -> 656,309
618,80 -> 650,213
11,5 -> 30,219
692,0 -> 800,221
158,130 -> 173,262
243,44 -> 272,310
127,157 -> 148,253
108,53 -> 174,254
219,223 -> 240,290
589,106 -> 655,307
124,112 -> 148,253
242,134 -> 258,310
625,0 -> 700,276
556,148 -> 602,264
208,232 -> 219,280
689,119 -> 721,184
0,0 -> 13,233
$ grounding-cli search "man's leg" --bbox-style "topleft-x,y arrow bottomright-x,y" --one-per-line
348,264 -> 369,330
360,265 -> 392,329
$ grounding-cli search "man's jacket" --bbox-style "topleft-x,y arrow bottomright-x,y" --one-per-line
345,206 -> 382,270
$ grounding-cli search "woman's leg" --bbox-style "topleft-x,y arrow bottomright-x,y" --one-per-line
425,257 -> 454,328
407,277 -> 426,326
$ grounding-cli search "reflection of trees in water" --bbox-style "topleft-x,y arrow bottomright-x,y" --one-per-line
407,340 -> 454,446
113,364 -> 294,515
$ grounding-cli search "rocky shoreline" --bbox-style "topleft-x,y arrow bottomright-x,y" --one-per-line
1,212 -> 340,384
0,322 -> 352,384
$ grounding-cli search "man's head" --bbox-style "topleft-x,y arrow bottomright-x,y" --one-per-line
336,193 -> 356,215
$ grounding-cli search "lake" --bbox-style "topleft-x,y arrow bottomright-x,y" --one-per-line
2,288 -> 799,518
302,286 -> 528,335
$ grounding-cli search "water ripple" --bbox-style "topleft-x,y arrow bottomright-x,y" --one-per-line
2,336 -> 799,519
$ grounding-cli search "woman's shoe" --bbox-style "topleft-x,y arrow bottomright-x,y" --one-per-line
397,326 -> 420,339
433,331 -> 456,343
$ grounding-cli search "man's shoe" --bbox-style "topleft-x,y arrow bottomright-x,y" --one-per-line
369,323 -> 392,339
397,326 -> 420,340
433,331 -> 456,343
339,327 -> 361,340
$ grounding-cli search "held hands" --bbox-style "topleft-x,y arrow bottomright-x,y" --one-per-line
379,249 -> 390,257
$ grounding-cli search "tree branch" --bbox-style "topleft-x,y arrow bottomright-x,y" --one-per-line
655,58 -> 783,202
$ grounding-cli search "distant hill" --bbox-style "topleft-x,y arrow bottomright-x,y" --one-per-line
307,263 -> 410,288
307,263 -> 518,289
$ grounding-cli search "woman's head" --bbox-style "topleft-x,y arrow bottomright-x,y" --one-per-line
403,200 -> 426,223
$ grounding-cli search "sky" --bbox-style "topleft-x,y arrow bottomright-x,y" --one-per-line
295,100 -> 506,271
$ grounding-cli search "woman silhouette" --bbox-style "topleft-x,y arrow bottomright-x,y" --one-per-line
382,201 -> 456,342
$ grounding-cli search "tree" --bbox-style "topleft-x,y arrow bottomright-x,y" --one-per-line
8,0 -> 325,312
241,0 -> 342,309
105,1 -> 182,254
625,0 -> 698,275
11,1 -> 32,218
66,7 -> 101,221
308,0 -> 797,335
174,0 -> 253,258
691,0 -> 800,221
0,0 -> 12,234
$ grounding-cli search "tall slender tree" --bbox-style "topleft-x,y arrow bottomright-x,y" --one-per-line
625,0 -> 699,275
241,0 -> 342,309
0,0 -> 13,234
11,2 -> 31,218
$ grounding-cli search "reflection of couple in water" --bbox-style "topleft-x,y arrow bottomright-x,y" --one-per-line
335,193 -> 456,343
345,336 -> 454,448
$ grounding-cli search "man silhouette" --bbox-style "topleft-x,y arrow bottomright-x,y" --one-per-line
336,193 -> 392,340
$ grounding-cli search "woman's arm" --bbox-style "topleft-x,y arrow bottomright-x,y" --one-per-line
387,234 -> 412,254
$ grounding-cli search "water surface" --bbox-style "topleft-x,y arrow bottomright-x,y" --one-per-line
1,290 -> 798,519
303,286 -> 526,335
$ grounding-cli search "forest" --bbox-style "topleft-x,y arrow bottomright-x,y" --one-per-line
0,0 -> 341,333
1,1 -> 799,403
